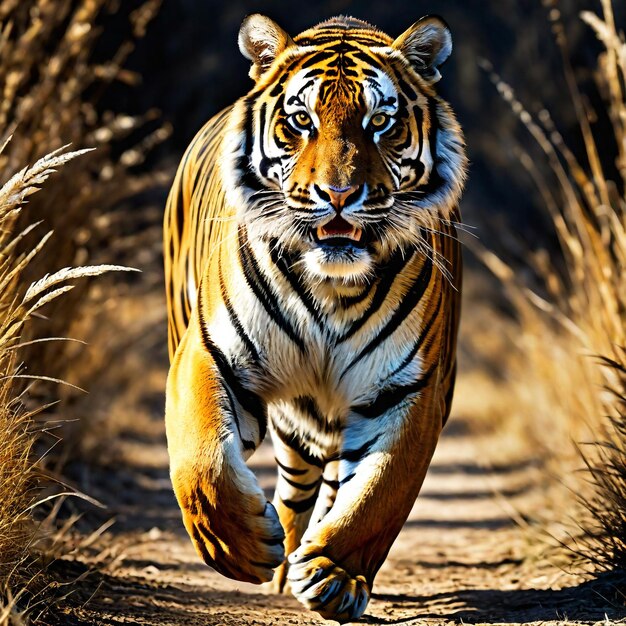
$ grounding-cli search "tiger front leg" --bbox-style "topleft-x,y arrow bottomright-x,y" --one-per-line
165,313 -> 285,584
287,393 -> 443,622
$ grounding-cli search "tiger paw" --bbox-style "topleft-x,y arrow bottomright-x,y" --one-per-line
287,549 -> 370,623
173,467 -> 285,584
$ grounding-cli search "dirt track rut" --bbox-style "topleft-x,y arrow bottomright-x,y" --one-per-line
50,406 -> 626,626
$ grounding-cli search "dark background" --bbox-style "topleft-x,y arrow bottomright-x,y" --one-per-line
96,0 -> 624,260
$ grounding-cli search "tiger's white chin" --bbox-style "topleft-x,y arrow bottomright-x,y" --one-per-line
302,247 -> 374,283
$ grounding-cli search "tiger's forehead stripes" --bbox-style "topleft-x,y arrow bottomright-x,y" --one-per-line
262,36 -> 408,103
295,17 -> 394,47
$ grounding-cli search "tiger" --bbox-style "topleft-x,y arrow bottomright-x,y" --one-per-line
164,12 -> 467,623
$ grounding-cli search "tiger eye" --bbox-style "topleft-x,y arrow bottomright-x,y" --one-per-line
292,111 -> 313,130
370,113 -> 389,128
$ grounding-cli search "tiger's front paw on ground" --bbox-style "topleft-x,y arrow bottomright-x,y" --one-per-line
181,489 -> 285,585
287,549 -> 370,623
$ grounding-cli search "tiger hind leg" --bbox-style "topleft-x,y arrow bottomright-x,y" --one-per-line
268,420 -> 324,592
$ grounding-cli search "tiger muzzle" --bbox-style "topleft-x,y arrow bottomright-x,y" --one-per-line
314,184 -> 363,213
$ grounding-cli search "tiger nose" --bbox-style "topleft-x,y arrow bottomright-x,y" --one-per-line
315,184 -> 362,212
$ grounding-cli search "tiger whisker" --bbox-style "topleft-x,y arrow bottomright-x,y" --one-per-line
383,213 -> 455,286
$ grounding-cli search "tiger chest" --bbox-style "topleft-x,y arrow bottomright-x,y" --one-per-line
226,292 -> 424,437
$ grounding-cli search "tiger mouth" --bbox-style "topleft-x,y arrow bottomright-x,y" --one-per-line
314,215 -> 363,246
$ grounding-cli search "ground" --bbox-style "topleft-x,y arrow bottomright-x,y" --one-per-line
27,271 -> 624,626
44,385 -> 625,626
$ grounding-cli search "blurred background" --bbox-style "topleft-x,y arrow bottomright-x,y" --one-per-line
0,0 -> 624,623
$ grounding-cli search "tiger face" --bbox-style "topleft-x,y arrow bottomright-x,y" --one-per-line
223,15 -> 466,283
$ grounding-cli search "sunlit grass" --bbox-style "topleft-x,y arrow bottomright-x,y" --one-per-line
480,0 -> 625,574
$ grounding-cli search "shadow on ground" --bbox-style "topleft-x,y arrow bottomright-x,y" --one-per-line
43,558 -> 626,626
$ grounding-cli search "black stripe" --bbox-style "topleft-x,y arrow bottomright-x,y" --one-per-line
272,422 -> 324,468
442,361 -> 457,428
282,474 -> 321,491
194,523 -> 251,581
389,287 -> 443,379
219,262 -> 260,363
344,254 -> 433,373
428,96 -> 439,152
222,381 -> 256,451
322,477 -> 340,490
351,49 -> 384,70
195,522 -> 223,559
326,434 -> 380,464
242,96 -> 254,157
191,524 -> 218,567
269,242 -> 324,326
293,396 -> 335,434
197,292 -> 254,451
417,98 -> 445,196
257,104 -> 282,177
340,249 -> 409,341
281,492 -> 319,513
339,285 -> 373,309
236,101 -> 265,188
340,473 -> 355,487
400,156 -> 426,185
237,155 -> 264,192
354,362 -> 438,419
174,151 -> 189,237
324,41 -> 360,54
194,523 -> 234,574
303,68 -> 325,79
335,434 -> 380,463
414,104 -> 424,160
300,50 -> 333,69
275,457 -> 308,476
238,228 -> 306,351
197,288 -> 267,444
391,65 -> 417,101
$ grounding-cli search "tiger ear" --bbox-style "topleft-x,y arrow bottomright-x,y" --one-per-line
238,14 -> 295,81
392,16 -> 452,84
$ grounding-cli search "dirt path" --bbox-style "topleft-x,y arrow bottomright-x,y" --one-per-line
52,403 -> 623,626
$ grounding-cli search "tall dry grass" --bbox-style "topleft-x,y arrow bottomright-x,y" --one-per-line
0,144 -> 136,623
0,0 -> 165,620
0,0 -> 166,373
576,351 -> 626,576
0,0 -> 169,450
480,0 -> 626,573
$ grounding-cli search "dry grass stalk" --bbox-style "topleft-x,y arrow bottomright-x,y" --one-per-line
478,0 -> 626,573
478,0 -> 625,458
0,142 -> 134,619
573,350 -> 626,575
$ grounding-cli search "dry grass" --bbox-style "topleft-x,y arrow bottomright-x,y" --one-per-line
574,351 -> 626,575
0,0 -> 165,621
477,0 -> 626,574
0,0 -> 169,450
0,143 -> 135,623
0,0 -> 167,373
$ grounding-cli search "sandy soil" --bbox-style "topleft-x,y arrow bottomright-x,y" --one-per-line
42,399 -> 625,626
